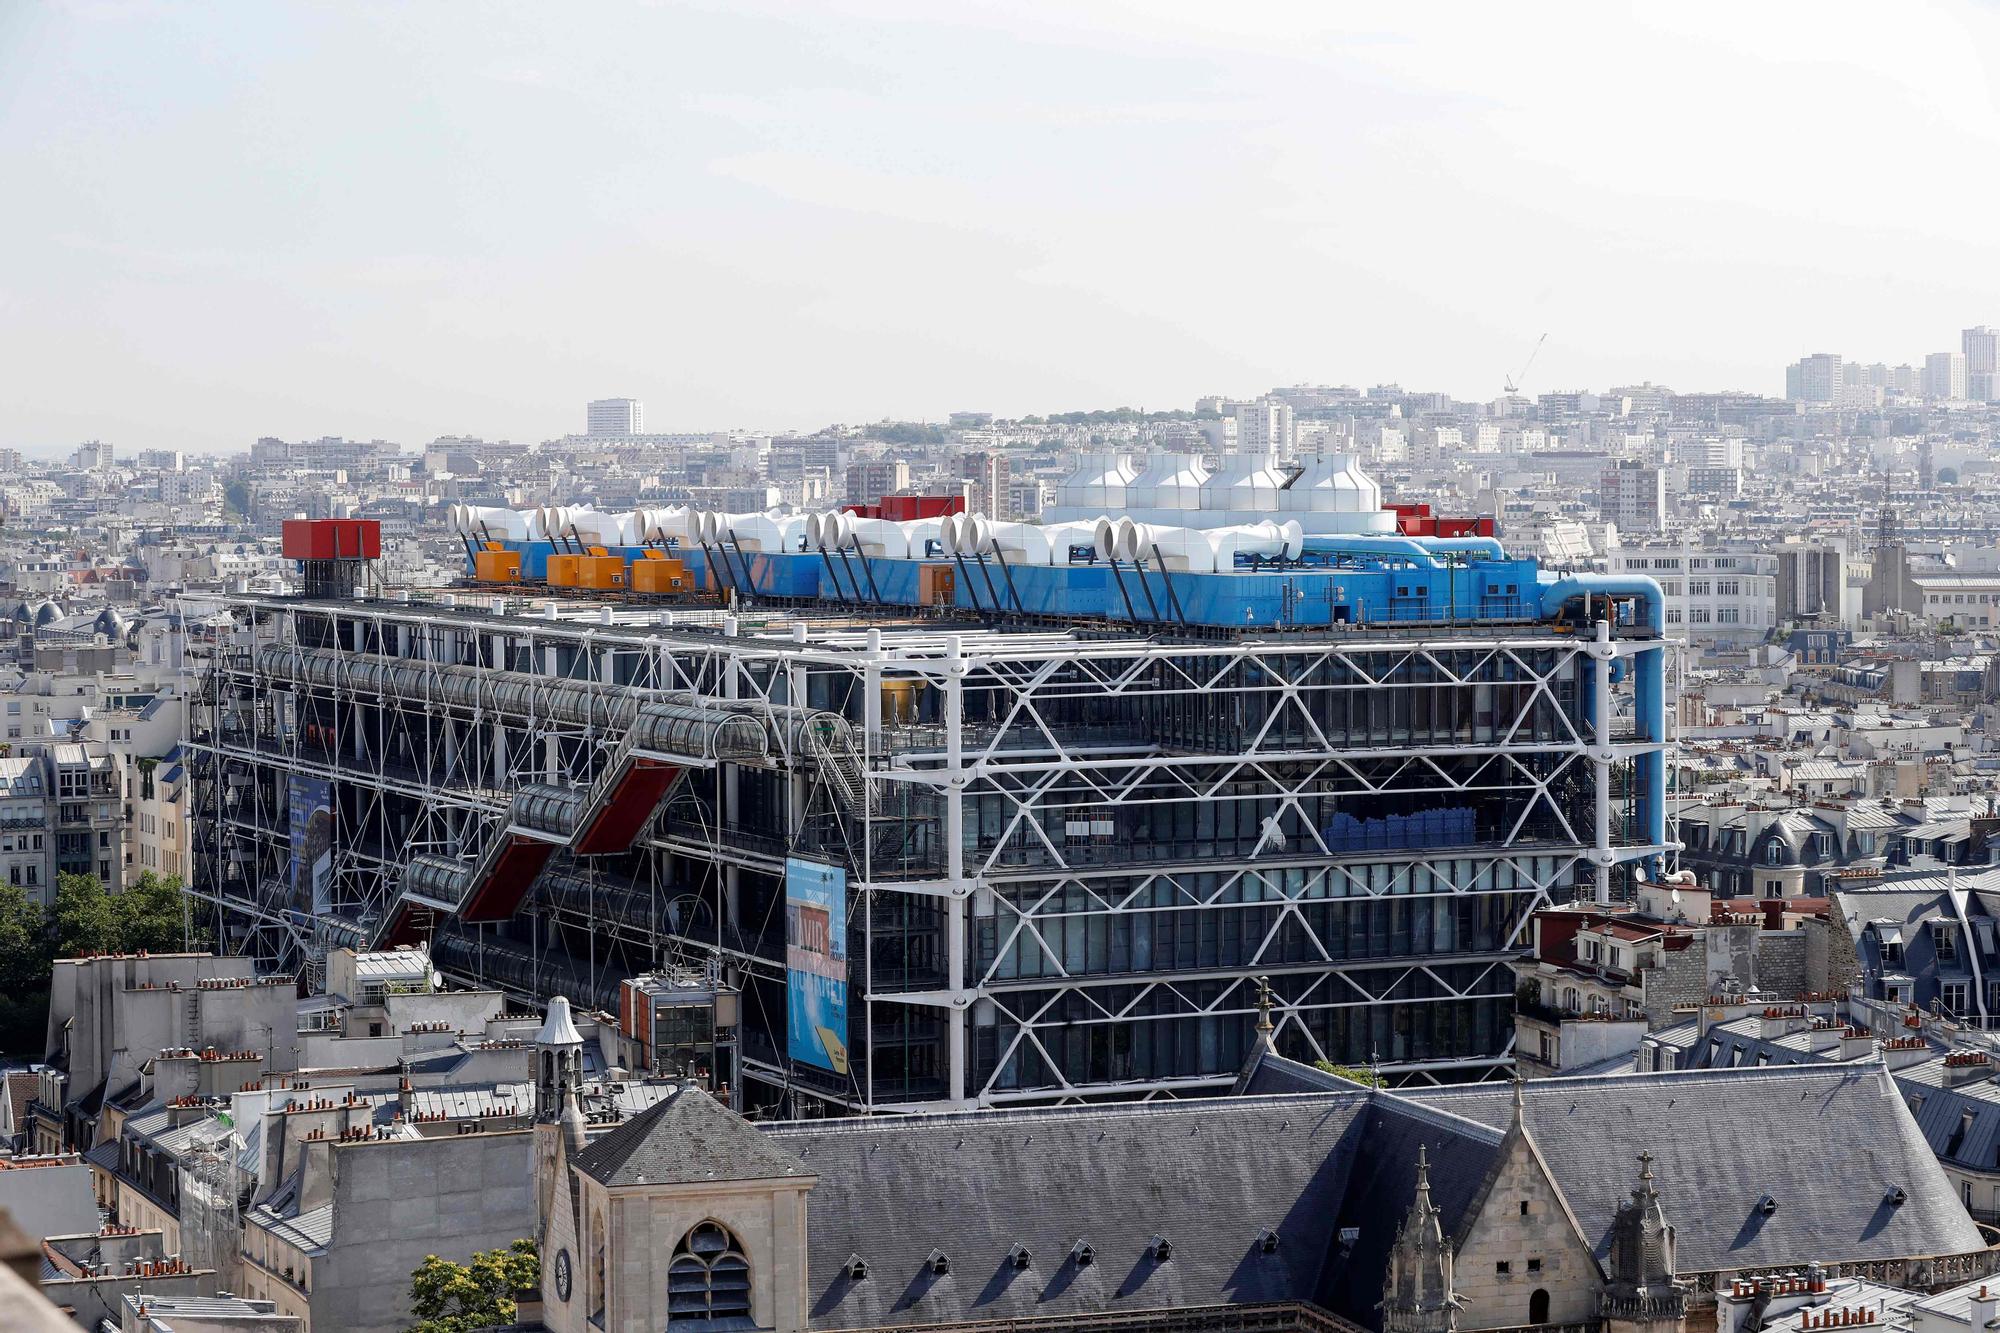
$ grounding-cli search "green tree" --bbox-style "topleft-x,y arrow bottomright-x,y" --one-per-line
47,871 -> 199,961
113,871 -> 192,953
0,882 -> 52,1057
223,480 -> 252,518
409,1239 -> 539,1333
50,872 -> 117,958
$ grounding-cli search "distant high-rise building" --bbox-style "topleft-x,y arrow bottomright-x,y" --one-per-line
1598,461 -> 1666,532
1784,353 -> 1842,405
1922,352 -> 1967,402
956,451 -> 1013,517
845,459 -> 910,504
586,398 -> 643,436
1230,398 -> 1295,455
1964,326 -> 1998,401
70,440 -> 113,470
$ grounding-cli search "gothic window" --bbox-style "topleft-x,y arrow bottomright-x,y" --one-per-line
669,1221 -> 753,1325
589,1204 -> 607,1321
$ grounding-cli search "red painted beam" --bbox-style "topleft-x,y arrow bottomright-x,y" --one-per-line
459,837 -> 558,922
572,761 -> 682,856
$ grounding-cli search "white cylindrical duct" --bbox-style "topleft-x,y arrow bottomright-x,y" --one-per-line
566,510 -> 619,546
731,513 -> 809,553
844,517 -> 940,559
816,508 -> 856,548
1209,520 -> 1303,567
459,506 -> 531,541
1122,522 -> 1217,571
698,511 -> 767,544
1093,517 -> 1123,561
1034,521 -> 1104,565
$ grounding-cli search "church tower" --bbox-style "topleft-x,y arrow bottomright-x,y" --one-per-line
1599,1151 -> 1688,1333
1383,1146 -> 1460,1333
532,996 -> 590,1332
536,994 -> 586,1124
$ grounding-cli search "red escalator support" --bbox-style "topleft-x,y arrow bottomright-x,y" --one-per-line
459,837 -> 559,923
378,902 -> 428,949
571,761 -> 683,856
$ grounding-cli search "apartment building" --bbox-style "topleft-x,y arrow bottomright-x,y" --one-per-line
1609,544 -> 1778,640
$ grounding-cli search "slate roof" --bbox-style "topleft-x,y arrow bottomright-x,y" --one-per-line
764,1091 -> 1374,1331
573,1085 -> 808,1188
248,1201 -> 333,1254
1402,1065 -> 1984,1273
1891,1062 -> 2000,1174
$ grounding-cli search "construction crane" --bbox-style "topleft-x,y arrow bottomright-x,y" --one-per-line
1503,332 -> 1548,395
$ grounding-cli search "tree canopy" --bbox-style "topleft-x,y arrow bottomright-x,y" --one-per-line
409,1239 -> 539,1333
0,871 -> 197,1059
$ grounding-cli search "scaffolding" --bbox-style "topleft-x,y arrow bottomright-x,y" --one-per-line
177,1119 -> 244,1291
186,590 -> 1670,1113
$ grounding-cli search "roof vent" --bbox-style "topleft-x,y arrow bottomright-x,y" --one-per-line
1258,1227 -> 1281,1254
1757,1194 -> 1778,1216
1007,1243 -> 1031,1270
926,1250 -> 950,1276
1071,1240 -> 1095,1268
1149,1234 -> 1173,1262
1886,1187 -> 1907,1207
845,1254 -> 868,1281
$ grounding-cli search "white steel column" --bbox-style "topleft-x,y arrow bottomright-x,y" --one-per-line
944,635 -> 969,1106
1592,619 -> 1613,906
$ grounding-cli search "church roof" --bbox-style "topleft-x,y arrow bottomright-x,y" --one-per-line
766,1092 -> 1373,1330
572,1086 -> 810,1188
1401,1064 -> 1982,1275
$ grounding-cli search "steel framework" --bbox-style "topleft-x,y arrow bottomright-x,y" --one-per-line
186,592 -> 1667,1112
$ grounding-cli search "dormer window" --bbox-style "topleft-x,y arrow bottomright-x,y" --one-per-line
926,1250 -> 951,1276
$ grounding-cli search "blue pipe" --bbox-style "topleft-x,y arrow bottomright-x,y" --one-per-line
1297,535 -> 1444,568
1412,535 -> 1506,561
1536,574 -> 1664,634
1536,573 -> 1669,858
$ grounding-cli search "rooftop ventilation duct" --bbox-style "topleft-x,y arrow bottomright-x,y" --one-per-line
1281,453 -> 1382,515
1127,452 -> 1211,512
1056,453 -> 1136,511
1201,452 -> 1290,516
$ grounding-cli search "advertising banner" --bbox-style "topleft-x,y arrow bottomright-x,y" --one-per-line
785,856 -> 849,1075
288,775 -> 334,916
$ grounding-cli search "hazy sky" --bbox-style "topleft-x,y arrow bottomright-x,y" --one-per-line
3,1 -> 1998,453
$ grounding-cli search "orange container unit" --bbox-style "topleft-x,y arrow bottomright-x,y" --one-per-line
546,553 -> 583,588
473,544 -> 523,584
576,551 -> 628,590
630,552 -> 689,594
918,564 -> 956,607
